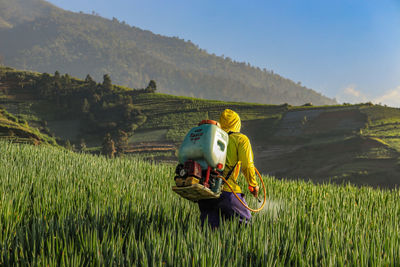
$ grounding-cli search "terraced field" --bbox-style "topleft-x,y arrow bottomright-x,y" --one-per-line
243,104 -> 400,187
130,93 -> 286,142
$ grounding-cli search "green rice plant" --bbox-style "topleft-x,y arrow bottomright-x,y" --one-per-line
0,140 -> 400,266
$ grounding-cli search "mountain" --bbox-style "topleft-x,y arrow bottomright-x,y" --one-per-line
2,66 -> 400,188
0,0 -> 55,27
0,0 -> 336,105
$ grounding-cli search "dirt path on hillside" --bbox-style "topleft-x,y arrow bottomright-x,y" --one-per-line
124,142 -> 177,153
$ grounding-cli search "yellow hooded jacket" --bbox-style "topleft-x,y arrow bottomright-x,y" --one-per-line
219,109 -> 258,193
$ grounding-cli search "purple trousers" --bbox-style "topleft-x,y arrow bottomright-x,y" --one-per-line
198,191 -> 252,228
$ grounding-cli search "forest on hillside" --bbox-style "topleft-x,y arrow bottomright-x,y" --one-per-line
0,67 -> 154,149
0,0 -> 336,106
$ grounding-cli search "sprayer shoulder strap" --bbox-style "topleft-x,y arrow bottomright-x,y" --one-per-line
224,162 -> 238,181
225,131 -> 240,181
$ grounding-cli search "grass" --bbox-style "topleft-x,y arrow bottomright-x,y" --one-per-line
1,140 -> 400,265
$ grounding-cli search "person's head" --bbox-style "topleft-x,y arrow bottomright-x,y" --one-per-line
219,109 -> 241,133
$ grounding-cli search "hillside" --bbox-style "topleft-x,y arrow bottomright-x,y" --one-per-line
1,140 -> 399,265
0,0 -> 336,106
0,102 -> 56,145
1,66 -> 400,187
244,105 -> 400,187
0,0 -> 55,27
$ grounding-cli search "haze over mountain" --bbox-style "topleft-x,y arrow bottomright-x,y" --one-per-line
0,0 -> 336,105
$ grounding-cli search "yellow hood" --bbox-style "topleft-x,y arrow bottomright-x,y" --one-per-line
219,109 -> 241,133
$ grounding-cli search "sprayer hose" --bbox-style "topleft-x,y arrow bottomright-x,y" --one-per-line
218,167 -> 266,213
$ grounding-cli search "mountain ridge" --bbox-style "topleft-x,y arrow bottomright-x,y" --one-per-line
0,0 -> 336,105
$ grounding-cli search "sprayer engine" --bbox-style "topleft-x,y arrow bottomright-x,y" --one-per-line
174,160 -> 223,193
172,120 -> 228,202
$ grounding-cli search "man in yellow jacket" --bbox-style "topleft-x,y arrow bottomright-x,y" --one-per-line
198,109 -> 259,228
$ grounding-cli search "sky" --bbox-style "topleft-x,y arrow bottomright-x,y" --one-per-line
46,0 -> 400,106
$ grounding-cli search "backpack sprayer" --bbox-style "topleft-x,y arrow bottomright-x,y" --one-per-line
172,120 -> 266,212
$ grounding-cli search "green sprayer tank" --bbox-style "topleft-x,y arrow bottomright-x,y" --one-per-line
178,121 -> 229,170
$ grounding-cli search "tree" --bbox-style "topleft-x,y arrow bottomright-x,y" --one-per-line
145,80 -> 157,93
116,129 -> 128,155
101,101 -> 108,110
85,74 -> 93,83
102,133 -> 116,158
92,93 -> 101,103
81,98 -> 90,113
54,71 -> 62,99
123,104 -> 133,120
54,71 -> 61,80
124,95 -> 133,105
65,140 -> 74,151
61,73 -> 71,87
39,73 -> 52,97
85,74 -> 96,89
102,74 -> 112,91
79,139 -> 87,152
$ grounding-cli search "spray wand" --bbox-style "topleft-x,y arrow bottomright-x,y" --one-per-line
248,186 -> 262,203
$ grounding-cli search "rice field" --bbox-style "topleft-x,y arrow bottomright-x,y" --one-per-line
1,141 -> 400,266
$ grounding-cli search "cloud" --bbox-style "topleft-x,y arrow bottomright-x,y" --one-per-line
336,85 -> 400,108
336,84 -> 368,104
373,86 -> 400,107
344,86 -> 364,99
